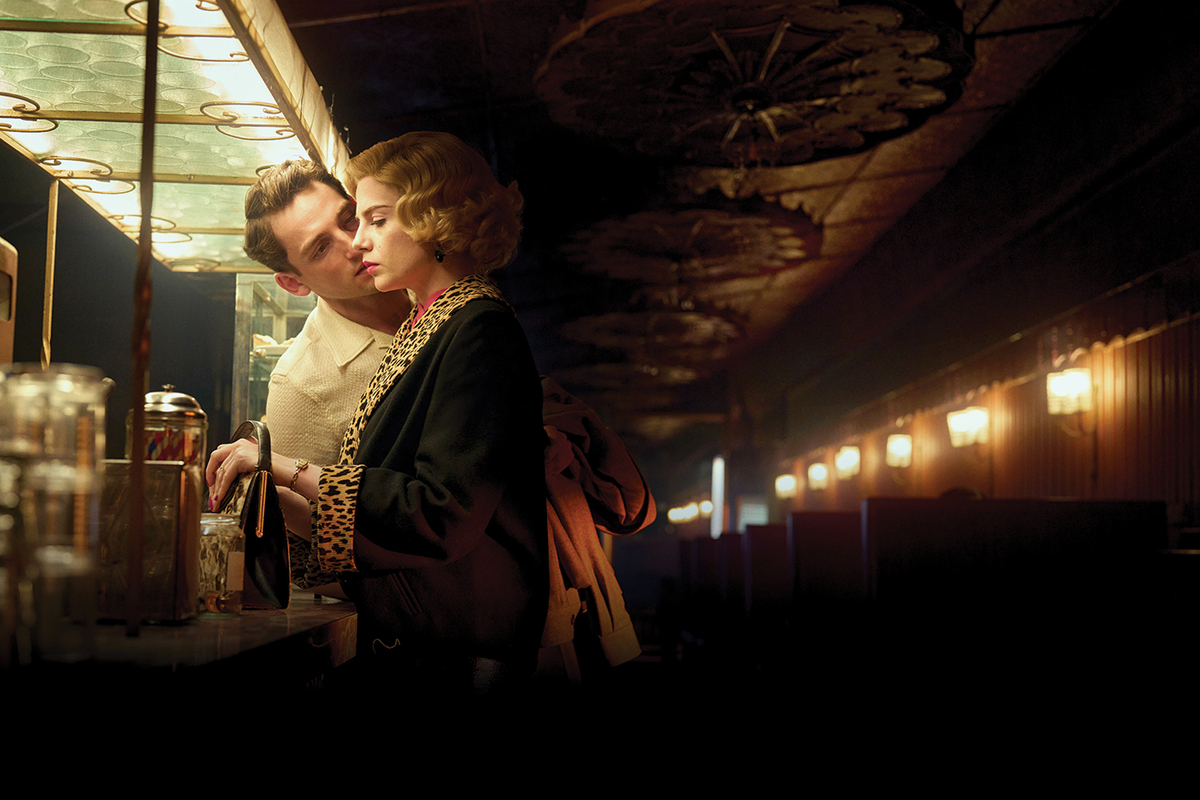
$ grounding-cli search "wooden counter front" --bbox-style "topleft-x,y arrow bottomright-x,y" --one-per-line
3,596 -> 358,702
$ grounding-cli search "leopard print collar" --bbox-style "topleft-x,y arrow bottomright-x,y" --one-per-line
335,274 -> 509,465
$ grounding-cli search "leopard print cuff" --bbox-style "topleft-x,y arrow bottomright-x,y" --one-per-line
287,500 -> 340,588
287,531 -> 334,589
316,463 -> 365,573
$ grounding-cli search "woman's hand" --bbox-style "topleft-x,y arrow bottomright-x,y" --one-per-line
205,438 -> 262,510
205,440 -> 322,511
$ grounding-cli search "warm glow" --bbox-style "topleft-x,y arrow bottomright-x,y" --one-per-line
886,434 -> 913,467
775,474 -> 797,498
699,500 -> 714,516
807,462 -> 829,490
668,502 -> 701,523
947,407 -> 989,447
710,456 -> 724,539
834,446 -> 860,479
1047,368 -> 1093,415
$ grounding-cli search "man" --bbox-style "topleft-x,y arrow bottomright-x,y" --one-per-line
243,161 -> 411,465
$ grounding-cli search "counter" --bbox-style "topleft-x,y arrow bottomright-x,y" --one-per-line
4,596 -> 358,703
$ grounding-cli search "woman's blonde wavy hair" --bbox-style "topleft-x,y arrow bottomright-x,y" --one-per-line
344,132 -> 523,273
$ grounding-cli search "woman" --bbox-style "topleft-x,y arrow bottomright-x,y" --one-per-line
207,132 -> 547,691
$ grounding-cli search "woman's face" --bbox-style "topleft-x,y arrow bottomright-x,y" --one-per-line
352,176 -> 435,297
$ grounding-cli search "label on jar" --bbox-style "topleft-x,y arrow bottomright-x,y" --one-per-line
227,551 -> 245,591
146,427 -> 203,467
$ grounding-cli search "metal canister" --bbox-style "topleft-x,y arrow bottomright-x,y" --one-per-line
126,385 -> 208,473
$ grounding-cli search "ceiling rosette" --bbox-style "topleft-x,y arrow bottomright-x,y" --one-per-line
535,0 -> 974,168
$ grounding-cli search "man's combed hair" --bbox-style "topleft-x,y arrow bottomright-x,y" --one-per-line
244,160 -> 350,273
344,132 -> 523,273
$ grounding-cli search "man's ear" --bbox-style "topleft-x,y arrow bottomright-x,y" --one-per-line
274,271 -> 311,297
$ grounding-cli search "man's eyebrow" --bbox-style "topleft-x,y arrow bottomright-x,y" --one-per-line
300,229 -> 327,260
299,200 -> 356,259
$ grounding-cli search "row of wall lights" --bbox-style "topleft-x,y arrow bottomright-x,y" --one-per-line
667,499 -> 714,523
778,367 -> 1094,496
793,436 -> 909,493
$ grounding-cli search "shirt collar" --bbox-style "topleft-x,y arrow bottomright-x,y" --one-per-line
311,298 -> 392,368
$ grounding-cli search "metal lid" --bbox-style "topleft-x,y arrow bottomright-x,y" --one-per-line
143,384 -> 207,421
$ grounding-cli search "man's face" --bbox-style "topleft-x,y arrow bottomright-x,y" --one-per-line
270,182 -> 377,301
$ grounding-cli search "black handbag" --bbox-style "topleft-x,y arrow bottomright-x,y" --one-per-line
217,420 -> 290,609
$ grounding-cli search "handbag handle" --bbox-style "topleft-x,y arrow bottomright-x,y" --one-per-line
231,419 -> 272,472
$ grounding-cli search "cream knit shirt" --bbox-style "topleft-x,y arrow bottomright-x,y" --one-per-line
264,299 -> 393,466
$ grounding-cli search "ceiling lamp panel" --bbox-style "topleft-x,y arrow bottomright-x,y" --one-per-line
151,233 -> 257,271
0,29 -> 277,116
0,0 -> 348,273
16,120 -> 305,176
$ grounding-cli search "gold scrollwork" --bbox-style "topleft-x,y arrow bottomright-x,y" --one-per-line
216,124 -> 296,142
200,101 -> 284,123
151,232 -> 194,244
110,214 -> 176,231
0,118 -> 58,134
126,0 -> 222,28
201,102 -> 294,141
1,91 -> 40,115
66,179 -> 137,196
1,92 -> 58,133
124,0 -> 169,31
166,257 -> 220,272
39,156 -> 115,179
159,39 -> 249,63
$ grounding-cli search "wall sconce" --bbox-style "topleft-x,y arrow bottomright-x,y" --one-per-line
834,446 -> 860,479
947,406 -> 989,447
1047,368 -> 1093,415
807,463 -> 829,490
668,502 -> 701,523
775,474 -> 798,499
886,434 -> 913,467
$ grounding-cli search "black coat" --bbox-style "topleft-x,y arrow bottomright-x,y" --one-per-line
322,289 -> 548,667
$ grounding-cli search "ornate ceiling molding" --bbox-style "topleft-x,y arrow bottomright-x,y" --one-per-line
535,0 -> 973,168
563,203 -> 820,284
560,305 -> 745,366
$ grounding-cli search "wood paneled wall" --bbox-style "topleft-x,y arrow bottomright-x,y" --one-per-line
784,302 -> 1200,519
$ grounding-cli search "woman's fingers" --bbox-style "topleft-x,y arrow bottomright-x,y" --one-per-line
205,439 -> 260,510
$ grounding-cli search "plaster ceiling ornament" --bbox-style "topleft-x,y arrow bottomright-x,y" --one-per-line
535,0 -> 973,167
555,362 -> 703,391
563,203 -> 820,284
560,306 -> 745,365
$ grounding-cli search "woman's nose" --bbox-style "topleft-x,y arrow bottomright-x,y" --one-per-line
351,224 -> 369,251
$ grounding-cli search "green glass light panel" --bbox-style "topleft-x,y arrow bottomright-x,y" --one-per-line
0,0 -> 348,273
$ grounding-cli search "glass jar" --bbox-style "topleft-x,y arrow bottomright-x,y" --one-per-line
0,363 -> 110,663
198,513 -> 244,616
127,385 -> 208,478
